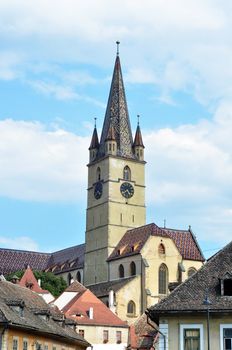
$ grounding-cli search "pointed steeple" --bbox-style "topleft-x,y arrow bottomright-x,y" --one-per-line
133,115 -> 145,161
99,42 -> 134,158
89,119 -> 99,150
133,115 -> 144,148
89,118 -> 99,162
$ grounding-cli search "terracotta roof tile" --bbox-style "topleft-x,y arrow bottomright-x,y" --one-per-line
19,266 -> 49,294
108,223 -> 204,262
147,240 -> 232,321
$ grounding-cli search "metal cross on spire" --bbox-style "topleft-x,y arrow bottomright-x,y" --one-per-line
116,41 -> 120,56
94,117 -> 97,128
137,114 -> 140,126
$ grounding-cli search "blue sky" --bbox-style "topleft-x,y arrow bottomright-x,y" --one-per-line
0,1 -> 232,258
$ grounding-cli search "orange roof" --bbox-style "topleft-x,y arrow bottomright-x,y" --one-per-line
61,284 -> 128,327
19,266 -> 49,294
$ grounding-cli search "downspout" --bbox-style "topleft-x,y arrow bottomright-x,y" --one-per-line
0,323 -> 8,350
146,315 -> 166,350
140,257 -> 143,314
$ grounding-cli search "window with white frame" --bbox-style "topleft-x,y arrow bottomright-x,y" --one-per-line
180,324 -> 203,350
23,339 -> 28,350
12,338 -> 18,350
220,324 -> 232,350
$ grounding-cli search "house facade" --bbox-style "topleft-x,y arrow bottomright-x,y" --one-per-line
147,240 -> 232,350
52,281 -> 129,350
0,280 -> 89,350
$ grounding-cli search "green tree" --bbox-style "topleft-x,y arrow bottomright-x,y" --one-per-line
6,270 -> 67,297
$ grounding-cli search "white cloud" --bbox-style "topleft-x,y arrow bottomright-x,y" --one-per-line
0,236 -> 38,251
0,0 -> 231,108
0,119 -> 89,201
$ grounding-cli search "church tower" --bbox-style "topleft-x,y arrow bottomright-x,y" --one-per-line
84,43 -> 146,285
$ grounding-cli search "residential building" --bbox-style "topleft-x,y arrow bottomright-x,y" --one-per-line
0,279 -> 89,350
52,281 -> 129,349
146,240 -> 232,350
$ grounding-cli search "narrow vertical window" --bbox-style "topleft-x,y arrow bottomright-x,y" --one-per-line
23,340 -> 28,350
77,271 -> 81,283
103,330 -> 109,343
127,301 -> 136,315
123,166 -> 131,181
116,331 -> 122,344
79,329 -> 85,338
159,263 -> 168,294
130,261 -> 136,276
158,243 -> 165,255
96,167 -> 101,181
119,264 -> 124,278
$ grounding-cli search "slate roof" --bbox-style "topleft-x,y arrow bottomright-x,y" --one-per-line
147,240 -> 232,322
56,281 -> 128,328
0,280 -> 89,347
108,223 -> 204,262
98,54 -> 134,159
0,244 -> 85,276
0,248 -> 50,275
88,277 -> 136,298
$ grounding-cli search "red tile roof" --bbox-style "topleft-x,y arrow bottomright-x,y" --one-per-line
19,266 -> 49,294
108,223 -> 204,262
60,283 -> 128,327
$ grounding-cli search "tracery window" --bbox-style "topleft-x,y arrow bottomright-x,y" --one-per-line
119,264 -> 124,278
159,263 -> 168,294
123,166 -> 131,181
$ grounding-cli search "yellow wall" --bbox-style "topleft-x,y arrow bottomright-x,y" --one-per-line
4,328 -> 86,350
75,325 -> 128,346
160,314 -> 232,350
85,155 -> 146,285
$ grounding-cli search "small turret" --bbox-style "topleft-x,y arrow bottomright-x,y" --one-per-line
89,118 -> 99,162
133,115 -> 144,161
105,117 -> 117,156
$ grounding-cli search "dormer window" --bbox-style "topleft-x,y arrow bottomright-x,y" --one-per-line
7,300 -> 25,317
221,273 -> 232,296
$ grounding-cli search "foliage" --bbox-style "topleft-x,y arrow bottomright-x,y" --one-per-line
6,270 -> 67,297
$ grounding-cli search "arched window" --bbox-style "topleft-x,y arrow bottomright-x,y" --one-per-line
188,267 -> 197,278
159,264 -> 168,294
119,264 -> 124,278
76,271 -> 81,283
127,300 -> 136,315
158,243 -> 165,255
123,166 -> 131,181
130,261 -> 136,276
96,167 -> 101,181
67,273 -> 72,285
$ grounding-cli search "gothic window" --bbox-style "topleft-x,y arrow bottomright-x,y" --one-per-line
67,273 -> 72,285
130,261 -> 136,276
119,264 -> 124,278
188,267 -> 197,278
159,263 -> 168,294
76,271 -> 81,283
127,300 -> 136,315
158,243 -> 165,255
123,166 -> 131,181
96,167 -> 101,181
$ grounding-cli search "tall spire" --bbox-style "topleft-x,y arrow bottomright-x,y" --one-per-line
133,115 -> 144,148
89,118 -> 99,150
99,42 -> 134,158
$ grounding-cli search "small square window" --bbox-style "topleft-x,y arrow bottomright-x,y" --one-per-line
79,329 -> 85,338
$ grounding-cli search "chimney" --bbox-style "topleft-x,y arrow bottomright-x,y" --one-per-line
38,278 -> 41,287
89,307 -> 94,320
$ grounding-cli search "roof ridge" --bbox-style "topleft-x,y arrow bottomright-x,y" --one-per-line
0,247 -> 50,255
52,243 -> 85,254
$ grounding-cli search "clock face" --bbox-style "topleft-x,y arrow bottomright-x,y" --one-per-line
94,181 -> 103,199
120,182 -> 134,199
